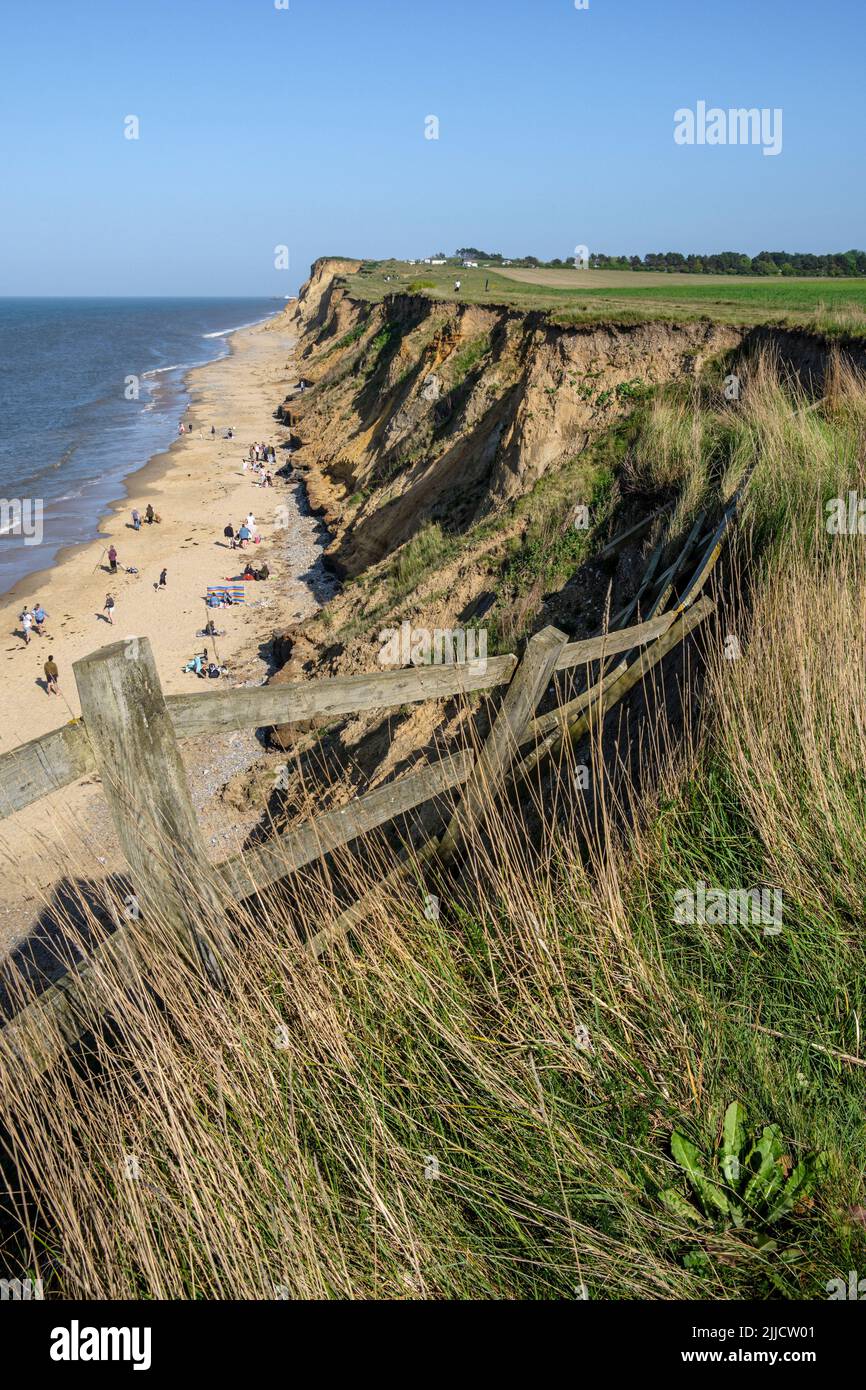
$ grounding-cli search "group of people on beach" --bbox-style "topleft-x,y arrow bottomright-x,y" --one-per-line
183,645 -> 226,679
17,603 -> 60,695
224,513 -> 259,550
242,442 -> 276,488
18,602 -> 48,643
16,499 -> 170,670
97,524 -> 166,631
242,560 -> 270,582
17,406 -> 281,696
250,442 -> 276,465
130,504 -> 158,531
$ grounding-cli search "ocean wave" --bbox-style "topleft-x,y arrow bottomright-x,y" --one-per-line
141,362 -> 191,379
202,313 -> 274,339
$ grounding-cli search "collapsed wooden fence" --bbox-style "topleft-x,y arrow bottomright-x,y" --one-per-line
0,496 -> 740,1072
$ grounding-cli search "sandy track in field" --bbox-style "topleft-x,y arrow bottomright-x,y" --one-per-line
494,267 -> 790,290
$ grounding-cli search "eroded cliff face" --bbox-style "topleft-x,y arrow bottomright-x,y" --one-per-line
256,260 -> 854,776
279,264 -> 743,579
288,257 -> 364,339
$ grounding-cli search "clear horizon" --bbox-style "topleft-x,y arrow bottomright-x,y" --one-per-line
2,0 -> 863,297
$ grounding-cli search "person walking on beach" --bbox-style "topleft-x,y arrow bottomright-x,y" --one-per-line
20,609 -> 33,644
103,594 -> 115,625
155,567 -> 167,593
224,522 -> 235,549
245,512 -> 256,534
237,523 -> 251,550
33,603 -> 48,636
44,654 -> 59,696
145,504 -> 155,525
108,544 -> 118,573
132,508 -> 141,531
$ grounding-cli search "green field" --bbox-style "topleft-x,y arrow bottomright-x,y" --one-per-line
342,260 -> 866,337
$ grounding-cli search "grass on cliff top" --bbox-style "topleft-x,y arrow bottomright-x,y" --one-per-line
342,259 -> 866,338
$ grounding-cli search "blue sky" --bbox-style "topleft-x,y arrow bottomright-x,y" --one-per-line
1,0 -> 863,295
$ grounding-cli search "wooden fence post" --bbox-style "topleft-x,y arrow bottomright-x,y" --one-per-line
73,637 -> 230,990
438,624 -> 568,862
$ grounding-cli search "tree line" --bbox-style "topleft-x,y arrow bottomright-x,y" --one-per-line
453,247 -> 866,277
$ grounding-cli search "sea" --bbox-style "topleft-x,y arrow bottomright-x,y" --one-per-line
0,298 -> 281,594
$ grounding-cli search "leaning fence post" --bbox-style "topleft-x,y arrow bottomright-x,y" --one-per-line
73,636 -> 230,990
438,624 -> 568,862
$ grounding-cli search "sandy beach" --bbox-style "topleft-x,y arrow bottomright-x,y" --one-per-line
0,309 -> 330,955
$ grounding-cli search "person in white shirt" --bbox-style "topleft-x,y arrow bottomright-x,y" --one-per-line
20,610 -> 33,644
245,513 -> 256,533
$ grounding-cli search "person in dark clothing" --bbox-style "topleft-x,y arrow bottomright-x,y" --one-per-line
224,522 -> 235,549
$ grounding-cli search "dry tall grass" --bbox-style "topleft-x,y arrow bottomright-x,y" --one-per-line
1,351 -> 865,1301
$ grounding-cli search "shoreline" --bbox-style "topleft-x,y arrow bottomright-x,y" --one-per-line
0,308 -> 283,608
0,303 -> 331,953
0,307 -> 308,748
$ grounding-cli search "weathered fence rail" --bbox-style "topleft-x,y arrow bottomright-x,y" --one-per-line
0,611 -> 683,823
0,723 -> 96,819
0,490 -> 743,1070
